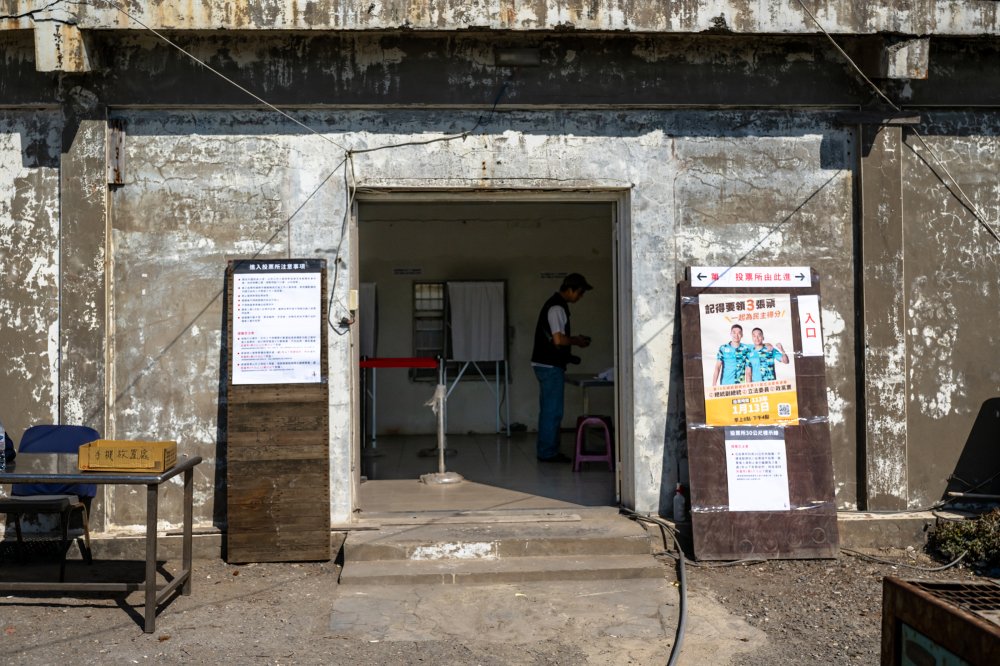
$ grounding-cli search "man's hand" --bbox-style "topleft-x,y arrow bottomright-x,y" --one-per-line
568,354 -> 582,365
573,335 -> 592,348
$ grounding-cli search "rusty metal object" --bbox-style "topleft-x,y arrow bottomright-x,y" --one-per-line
881,576 -> 1000,665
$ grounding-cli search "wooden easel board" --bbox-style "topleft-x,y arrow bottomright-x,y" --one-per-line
680,268 -> 838,560
225,259 -> 330,563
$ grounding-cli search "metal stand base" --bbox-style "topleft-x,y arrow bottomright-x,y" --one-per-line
419,471 -> 464,485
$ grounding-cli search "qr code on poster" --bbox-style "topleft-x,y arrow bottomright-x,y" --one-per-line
778,403 -> 791,417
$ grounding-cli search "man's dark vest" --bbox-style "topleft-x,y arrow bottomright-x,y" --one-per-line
531,292 -> 572,369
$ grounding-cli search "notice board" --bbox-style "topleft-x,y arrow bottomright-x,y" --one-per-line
226,259 -> 330,563
680,266 -> 838,560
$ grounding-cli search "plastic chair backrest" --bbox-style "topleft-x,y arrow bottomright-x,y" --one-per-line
11,424 -> 100,498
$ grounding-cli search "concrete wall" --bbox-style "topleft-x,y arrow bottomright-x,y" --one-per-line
900,115 -> 1000,508
2,22 -> 999,529
0,110 -> 61,434
7,0 -> 1000,35
92,107 -> 855,521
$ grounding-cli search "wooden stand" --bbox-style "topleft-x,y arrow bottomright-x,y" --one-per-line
225,259 -> 330,563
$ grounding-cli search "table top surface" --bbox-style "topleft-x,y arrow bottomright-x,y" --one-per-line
564,373 -> 614,387
0,454 -> 202,485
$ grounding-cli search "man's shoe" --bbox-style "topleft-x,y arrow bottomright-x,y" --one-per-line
538,453 -> 572,463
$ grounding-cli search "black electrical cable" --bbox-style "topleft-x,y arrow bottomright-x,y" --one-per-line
622,509 -> 686,666
841,547 -> 967,572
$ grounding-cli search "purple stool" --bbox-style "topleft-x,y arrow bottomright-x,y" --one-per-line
573,416 -> 613,472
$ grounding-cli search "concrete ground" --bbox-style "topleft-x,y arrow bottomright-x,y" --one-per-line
0,553 -> 760,665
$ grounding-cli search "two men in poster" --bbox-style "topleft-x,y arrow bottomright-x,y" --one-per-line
701,294 -> 798,427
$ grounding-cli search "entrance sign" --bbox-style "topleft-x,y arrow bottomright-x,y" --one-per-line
796,294 -> 824,357
232,261 -> 323,385
699,293 -> 798,427
680,266 -> 838,560
724,427 -> 790,511
690,266 -> 812,288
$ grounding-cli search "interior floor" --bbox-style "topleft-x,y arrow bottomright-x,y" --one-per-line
359,432 -> 617,514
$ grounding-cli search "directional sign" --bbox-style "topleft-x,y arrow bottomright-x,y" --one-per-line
690,267 -> 812,288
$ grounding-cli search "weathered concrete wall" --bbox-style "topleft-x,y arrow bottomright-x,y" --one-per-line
672,119 -> 858,509
900,114 -> 1000,509
6,0 -> 1000,35
4,23 -> 998,527
107,111 -> 346,527
0,110 -> 62,437
100,108 -> 857,520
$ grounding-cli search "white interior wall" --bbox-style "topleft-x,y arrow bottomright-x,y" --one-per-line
358,201 -> 615,436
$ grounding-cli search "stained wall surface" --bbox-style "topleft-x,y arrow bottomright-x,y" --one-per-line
0,111 -> 61,436
900,114 -> 1000,509
1,22 -> 997,531
95,108 -> 856,522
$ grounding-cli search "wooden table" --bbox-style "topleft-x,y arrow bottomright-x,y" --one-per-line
0,455 -> 202,633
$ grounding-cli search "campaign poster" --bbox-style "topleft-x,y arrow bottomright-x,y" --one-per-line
724,426 -> 791,511
699,293 -> 798,426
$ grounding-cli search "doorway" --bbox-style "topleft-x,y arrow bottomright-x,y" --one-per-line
353,194 -> 623,514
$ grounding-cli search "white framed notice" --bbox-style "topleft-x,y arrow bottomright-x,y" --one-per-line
232,260 -> 323,385
724,426 -> 791,512
690,266 -> 812,288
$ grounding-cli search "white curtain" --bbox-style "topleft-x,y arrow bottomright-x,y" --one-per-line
359,282 -> 377,358
447,281 -> 505,361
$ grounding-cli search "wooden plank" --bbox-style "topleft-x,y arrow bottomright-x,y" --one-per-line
225,259 -> 331,563
227,444 -> 328,462
227,383 -> 329,404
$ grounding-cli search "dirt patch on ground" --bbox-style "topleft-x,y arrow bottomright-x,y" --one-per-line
681,547 -> 990,665
0,541 -> 993,664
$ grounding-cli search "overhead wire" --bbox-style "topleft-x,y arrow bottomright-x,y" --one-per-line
792,0 -> 1000,243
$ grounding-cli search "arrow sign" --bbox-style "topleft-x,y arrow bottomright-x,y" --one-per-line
689,267 -> 813,288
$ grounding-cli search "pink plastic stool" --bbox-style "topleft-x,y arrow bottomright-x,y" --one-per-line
573,416 -> 613,472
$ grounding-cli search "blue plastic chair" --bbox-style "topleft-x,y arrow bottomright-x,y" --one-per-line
11,424 -> 100,498
0,424 -> 100,579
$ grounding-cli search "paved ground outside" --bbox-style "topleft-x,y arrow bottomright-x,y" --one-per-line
1,538 -> 991,665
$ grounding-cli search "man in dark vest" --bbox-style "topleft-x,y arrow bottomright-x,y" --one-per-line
530,273 -> 592,462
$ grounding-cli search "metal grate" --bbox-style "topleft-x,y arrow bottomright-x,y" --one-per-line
911,581 -> 1000,626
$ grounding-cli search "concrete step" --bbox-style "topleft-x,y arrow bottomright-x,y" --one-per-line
339,553 -> 663,585
344,515 -> 653,563
339,509 -> 661,585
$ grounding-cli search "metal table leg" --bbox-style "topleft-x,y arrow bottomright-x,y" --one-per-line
182,466 -> 193,595
144,483 -> 158,633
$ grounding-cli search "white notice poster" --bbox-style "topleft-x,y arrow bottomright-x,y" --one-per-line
233,264 -> 322,385
724,426 -> 791,512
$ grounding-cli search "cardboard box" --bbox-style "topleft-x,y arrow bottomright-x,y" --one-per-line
78,440 -> 178,472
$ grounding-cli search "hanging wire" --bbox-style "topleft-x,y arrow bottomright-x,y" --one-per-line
793,0 -> 1000,243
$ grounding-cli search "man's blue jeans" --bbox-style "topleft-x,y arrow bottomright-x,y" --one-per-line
534,365 -> 565,460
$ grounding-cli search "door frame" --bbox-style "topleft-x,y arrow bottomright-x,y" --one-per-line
348,188 -> 634,514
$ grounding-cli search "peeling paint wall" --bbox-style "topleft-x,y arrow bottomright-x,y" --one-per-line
4,20 -> 999,530
101,108 -> 856,522
8,0 -> 1000,35
901,114 -> 1000,509
0,110 -> 61,438
108,113 -> 345,526
672,119 -> 857,510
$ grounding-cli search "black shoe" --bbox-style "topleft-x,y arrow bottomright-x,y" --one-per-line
538,453 -> 572,463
